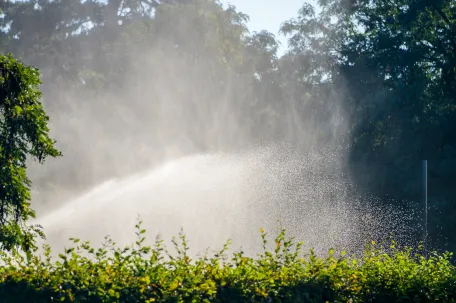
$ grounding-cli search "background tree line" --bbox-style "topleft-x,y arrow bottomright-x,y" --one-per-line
1,0 -> 455,252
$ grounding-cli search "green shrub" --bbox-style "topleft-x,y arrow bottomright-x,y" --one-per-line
0,220 -> 455,303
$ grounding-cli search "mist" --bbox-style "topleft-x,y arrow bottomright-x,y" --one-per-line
11,0 -> 419,256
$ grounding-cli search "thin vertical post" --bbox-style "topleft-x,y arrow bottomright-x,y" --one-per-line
423,160 -> 428,257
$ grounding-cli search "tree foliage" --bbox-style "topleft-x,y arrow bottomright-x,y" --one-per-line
278,0 -> 456,251
0,54 -> 61,252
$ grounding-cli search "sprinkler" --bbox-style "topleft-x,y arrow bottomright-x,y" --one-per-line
422,160 -> 428,257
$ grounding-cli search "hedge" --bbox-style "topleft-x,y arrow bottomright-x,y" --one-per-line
0,221 -> 455,303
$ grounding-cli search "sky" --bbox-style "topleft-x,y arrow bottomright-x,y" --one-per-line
222,0 -> 318,55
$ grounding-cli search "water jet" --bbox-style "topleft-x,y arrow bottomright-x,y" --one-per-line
34,145 -> 417,257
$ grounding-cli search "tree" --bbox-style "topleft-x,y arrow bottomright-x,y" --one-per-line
0,54 -> 61,253
279,2 -> 350,147
339,0 -> 456,251
281,0 -> 456,251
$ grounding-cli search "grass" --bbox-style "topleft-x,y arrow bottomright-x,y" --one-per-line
0,220 -> 455,303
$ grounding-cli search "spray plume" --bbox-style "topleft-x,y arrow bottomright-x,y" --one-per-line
20,1 -> 420,257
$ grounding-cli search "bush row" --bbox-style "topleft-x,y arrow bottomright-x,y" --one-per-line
0,221 -> 455,303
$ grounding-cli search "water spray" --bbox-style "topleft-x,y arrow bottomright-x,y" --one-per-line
35,147 -> 418,258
